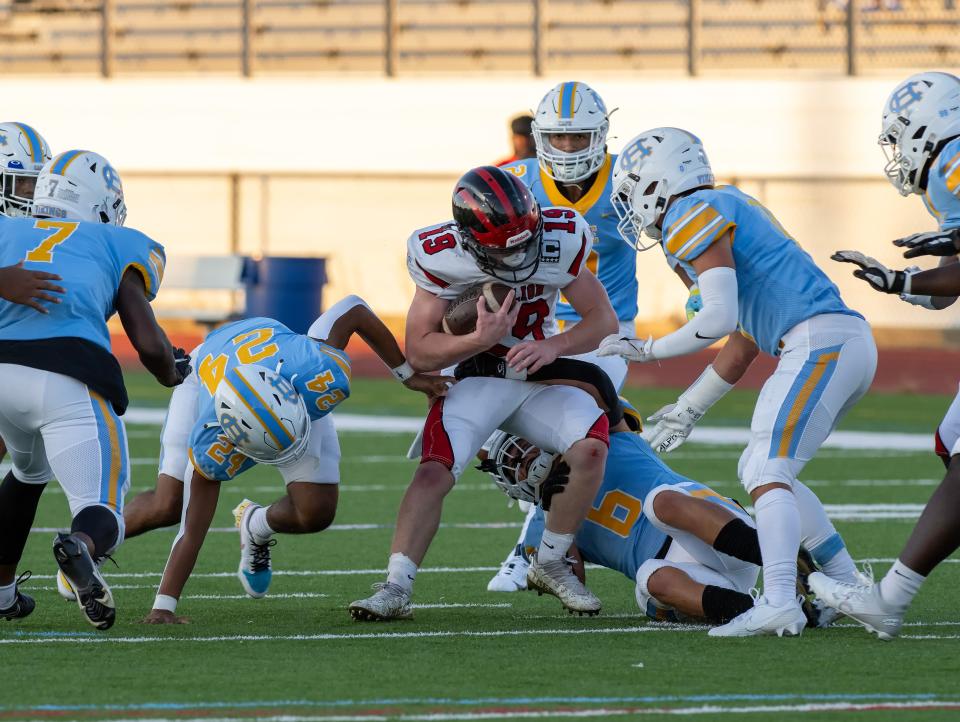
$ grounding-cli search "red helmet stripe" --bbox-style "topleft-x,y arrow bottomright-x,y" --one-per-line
476,167 -> 519,224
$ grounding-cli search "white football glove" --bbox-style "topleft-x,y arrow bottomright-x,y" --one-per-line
597,333 -> 654,363
643,400 -> 704,453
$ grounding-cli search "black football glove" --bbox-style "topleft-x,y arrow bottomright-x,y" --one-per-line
539,460 -> 570,512
831,250 -> 906,294
454,352 -> 527,381
173,347 -> 193,382
894,228 -> 960,259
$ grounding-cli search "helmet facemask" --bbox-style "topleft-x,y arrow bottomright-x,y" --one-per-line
461,214 -> 543,284
1,168 -> 39,217
612,173 -> 666,251
483,433 -> 558,505
534,121 -> 609,184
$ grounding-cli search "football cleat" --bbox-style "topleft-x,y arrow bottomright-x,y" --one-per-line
52,533 -> 115,630
807,571 -> 904,641
234,499 -> 275,599
57,570 -> 76,602
0,571 -> 35,621
708,592 -> 806,638
487,545 -> 530,592
527,555 -> 601,616
349,582 -> 413,621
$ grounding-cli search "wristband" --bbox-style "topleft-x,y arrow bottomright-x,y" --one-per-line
153,594 -> 178,613
391,361 -> 415,383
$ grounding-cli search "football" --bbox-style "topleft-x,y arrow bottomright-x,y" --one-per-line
441,282 -> 513,335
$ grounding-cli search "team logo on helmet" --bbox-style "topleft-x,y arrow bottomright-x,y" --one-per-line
889,81 -> 926,114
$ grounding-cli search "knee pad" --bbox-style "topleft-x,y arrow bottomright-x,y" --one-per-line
71,505 -> 123,558
642,484 -> 677,530
635,559 -> 671,619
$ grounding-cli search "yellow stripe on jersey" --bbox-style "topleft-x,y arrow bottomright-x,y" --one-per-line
123,262 -> 155,297
91,391 -> 122,511
677,220 -> 734,261
540,153 -> 612,216
666,205 -> 719,256
149,249 -> 166,286
945,154 -> 960,195
320,346 -> 352,380
776,350 -> 840,458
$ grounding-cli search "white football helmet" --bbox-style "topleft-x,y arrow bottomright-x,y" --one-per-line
0,122 -> 52,218
880,72 -> 960,196
532,81 -> 609,183
483,431 -> 558,505
611,128 -> 715,250
32,149 -> 127,226
214,364 -> 311,466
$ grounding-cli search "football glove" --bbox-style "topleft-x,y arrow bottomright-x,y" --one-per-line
455,353 -> 527,381
894,228 -> 960,259
685,283 -> 702,321
831,250 -> 906,294
173,347 -> 193,382
597,333 -> 654,362
644,401 -> 704,454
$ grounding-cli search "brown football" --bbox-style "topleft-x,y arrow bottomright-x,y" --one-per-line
441,282 -> 513,335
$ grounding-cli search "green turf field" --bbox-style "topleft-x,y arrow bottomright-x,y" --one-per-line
3,375 -> 960,721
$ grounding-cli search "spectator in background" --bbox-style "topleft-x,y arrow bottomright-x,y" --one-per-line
495,114 -> 536,167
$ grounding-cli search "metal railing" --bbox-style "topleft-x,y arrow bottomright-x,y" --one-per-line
0,0 -> 957,76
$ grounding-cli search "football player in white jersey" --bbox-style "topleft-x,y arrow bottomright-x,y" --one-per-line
490,82 -> 639,592
811,72 -> 960,640
599,129 -> 876,637
349,165 -> 618,620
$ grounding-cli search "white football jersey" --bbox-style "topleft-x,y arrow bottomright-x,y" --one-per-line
406,207 -> 594,351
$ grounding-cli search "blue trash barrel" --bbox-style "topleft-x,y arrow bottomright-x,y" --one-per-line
242,256 -> 327,334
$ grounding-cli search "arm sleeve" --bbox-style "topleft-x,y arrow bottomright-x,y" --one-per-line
306,294 -> 372,341
662,199 -> 735,263
649,266 -> 739,360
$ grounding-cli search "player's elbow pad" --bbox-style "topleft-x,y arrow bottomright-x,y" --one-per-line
694,267 -> 739,338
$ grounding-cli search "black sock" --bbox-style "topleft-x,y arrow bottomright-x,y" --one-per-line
702,585 -> 754,624
71,506 -> 120,559
712,518 -> 762,566
0,472 -> 46,565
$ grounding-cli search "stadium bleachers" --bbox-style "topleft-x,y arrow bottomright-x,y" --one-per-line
0,0 -> 957,75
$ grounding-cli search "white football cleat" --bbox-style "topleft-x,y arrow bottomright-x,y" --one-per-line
349,582 -> 413,621
807,571 -> 904,641
527,555 -> 601,615
487,545 -> 530,592
708,593 -> 807,638
233,499 -> 275,599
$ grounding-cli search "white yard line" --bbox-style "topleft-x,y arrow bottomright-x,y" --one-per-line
121,409 -> 933,451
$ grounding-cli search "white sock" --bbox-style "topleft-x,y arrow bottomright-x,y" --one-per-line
0,581 -> 15,609
794,480 -> 858,583
387,552 -> 418,593
538,529 -> 574,563
754,488 -> 800,606
878,559 -> 925,609
248,505 -> 275,544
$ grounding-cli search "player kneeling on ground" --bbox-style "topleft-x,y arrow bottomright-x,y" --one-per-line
349,165 -> 618,621
0,150 -> 187,629
142,298 -> 449,623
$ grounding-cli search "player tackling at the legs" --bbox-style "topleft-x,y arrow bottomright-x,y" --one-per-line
350,165 -> 618,620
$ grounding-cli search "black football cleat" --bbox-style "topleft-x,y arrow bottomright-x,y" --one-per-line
53,533 -> 115,630
796,545 -> 821,628
0,571 -> 35,621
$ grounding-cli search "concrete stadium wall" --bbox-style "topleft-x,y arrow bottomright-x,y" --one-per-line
10,74 -> 958,332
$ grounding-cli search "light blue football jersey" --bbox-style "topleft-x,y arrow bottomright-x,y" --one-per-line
660,186 -> 862,356
0,216 -> 165,350
523,432 -> 741,581
922,137 -> 960,230
503,155 -> 638,324
188,317 -> 351,481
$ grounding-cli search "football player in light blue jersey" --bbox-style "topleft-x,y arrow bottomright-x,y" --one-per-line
0,149 -> 187,630
142,296 -> 451,623
600,128 -> 876,637
811,73 -> 960,640
485,406 -> 858,627
491,82 -> 638,592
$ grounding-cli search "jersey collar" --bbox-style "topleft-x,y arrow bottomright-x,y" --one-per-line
539,153 -> 612,216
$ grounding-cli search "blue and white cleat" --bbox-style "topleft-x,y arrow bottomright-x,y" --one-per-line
233,499 -> 275,599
